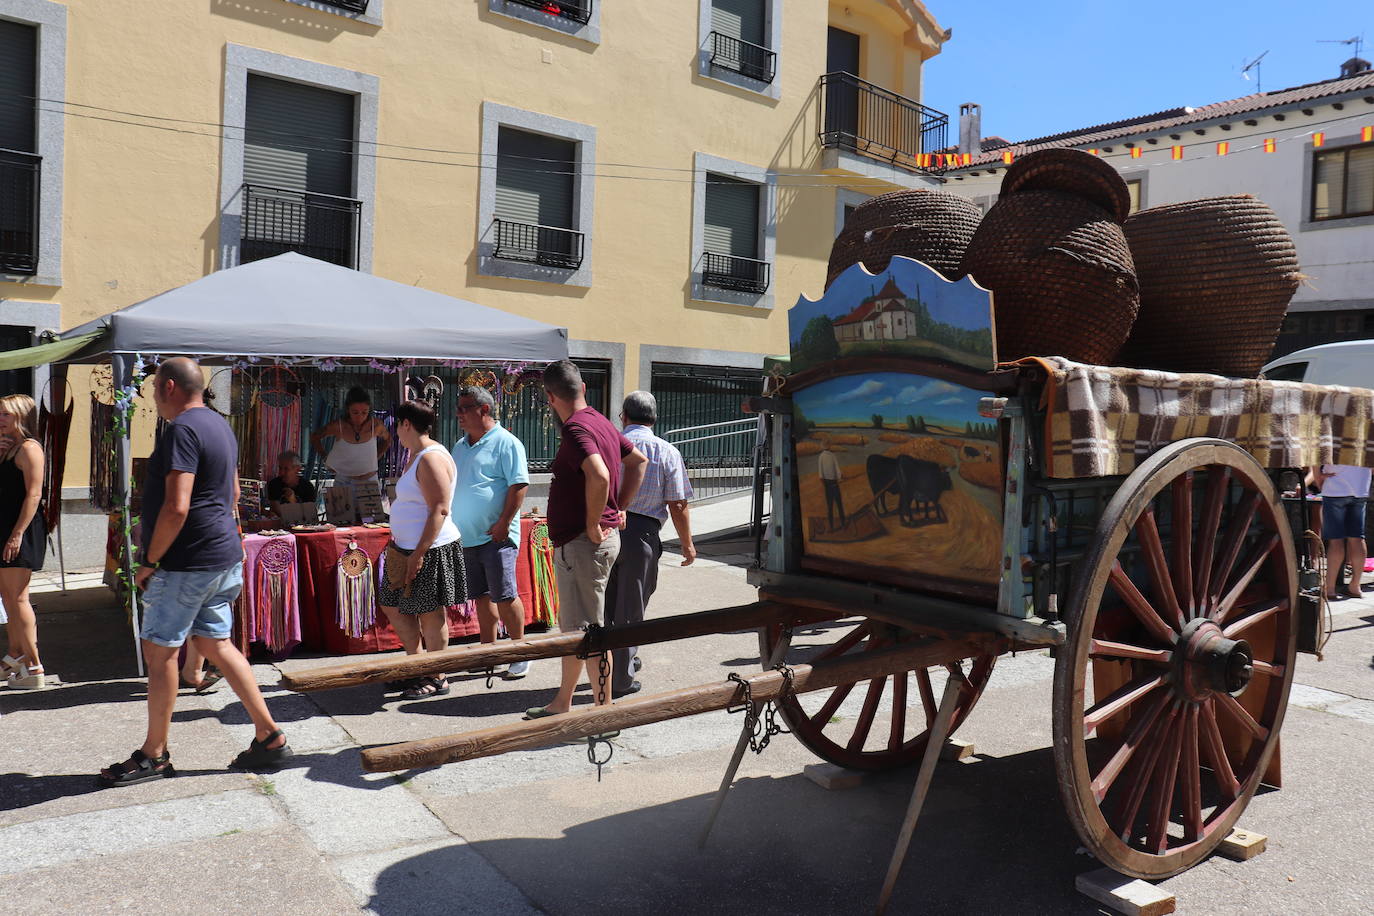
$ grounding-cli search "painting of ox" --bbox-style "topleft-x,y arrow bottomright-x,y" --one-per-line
793,372 -> 1004,590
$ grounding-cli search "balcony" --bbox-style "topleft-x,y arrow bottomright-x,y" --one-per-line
708,32 -> 777,84
701,251 -> 770,294
318,0 -> 369,12
504,0 -> 592,24
0,149 -> 40,275
240,184 -> 362,269
491,218 -> 585,270
817,72 -> 949,173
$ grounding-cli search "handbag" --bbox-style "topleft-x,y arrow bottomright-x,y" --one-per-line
384,541 -> 413,598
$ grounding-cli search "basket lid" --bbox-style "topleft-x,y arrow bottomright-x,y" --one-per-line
1000,148 -> 1131,222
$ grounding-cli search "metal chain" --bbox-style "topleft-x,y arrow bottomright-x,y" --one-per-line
484,666 -> 496,690
587,734 -> 613,781
726,666 -> 795,755
578,623 -> 615,780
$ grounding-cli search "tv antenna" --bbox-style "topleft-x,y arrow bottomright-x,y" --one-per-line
1240,50 -> 1269,92
1318,34 -> 1364,60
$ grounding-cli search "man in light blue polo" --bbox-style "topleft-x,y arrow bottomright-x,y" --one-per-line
451,385 -> 531,678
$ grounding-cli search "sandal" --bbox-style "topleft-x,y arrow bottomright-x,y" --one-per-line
8,664 -> 47,690
228,728 -> 293,772
401,676 -> 450,700
1,654 -> 23,676
98,749 -> 175,787
179,669 -> 222,694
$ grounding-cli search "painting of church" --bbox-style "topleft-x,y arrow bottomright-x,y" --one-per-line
831,277 -> 919,345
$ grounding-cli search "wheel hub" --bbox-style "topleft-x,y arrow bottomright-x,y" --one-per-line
1176,618 -> 1252,700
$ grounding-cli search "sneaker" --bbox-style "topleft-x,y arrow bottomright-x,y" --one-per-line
504,660 -> 530,680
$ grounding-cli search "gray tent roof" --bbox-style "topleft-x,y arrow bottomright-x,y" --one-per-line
61,253 -> 568,363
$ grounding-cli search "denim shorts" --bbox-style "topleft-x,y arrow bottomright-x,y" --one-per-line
1321,496 -> 1368,541
140,562 -> 243,647
463,540 -> 519,603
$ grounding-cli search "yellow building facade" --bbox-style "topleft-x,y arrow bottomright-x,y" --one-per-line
1,0 -> 948,560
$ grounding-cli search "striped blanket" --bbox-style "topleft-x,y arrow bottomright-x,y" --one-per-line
1018,357 -> 1374,479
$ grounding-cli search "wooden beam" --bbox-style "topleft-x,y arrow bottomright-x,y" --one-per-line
361,635 -> 1005,772
281,600 -> 837,693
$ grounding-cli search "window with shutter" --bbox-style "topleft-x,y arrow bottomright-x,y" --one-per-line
0,21 -> 39,274
704,174 -> 760,259
493,127 -> 582,268
0,21 -> 36,153
707,0 -> 774,83
711,0 -> 765,46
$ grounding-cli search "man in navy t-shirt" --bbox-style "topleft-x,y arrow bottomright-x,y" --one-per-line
98,357 -> 291,787
524,360 -> 645,721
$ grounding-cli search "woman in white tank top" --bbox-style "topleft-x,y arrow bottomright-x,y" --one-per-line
309,387 -> 391,483
376,399 -> 467,700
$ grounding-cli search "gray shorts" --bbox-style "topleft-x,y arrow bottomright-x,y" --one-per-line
463,540 -> 519,602
554,531 -> 620,631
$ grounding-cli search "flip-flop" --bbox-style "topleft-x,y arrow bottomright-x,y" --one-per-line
179,672 -> 222,694
524,706 -> 560,720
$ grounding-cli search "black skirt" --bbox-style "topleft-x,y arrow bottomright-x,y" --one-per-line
0,509 -> 46,571
378,540 -> 467,615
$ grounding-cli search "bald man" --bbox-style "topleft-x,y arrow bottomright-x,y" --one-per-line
98,357 -> 290,787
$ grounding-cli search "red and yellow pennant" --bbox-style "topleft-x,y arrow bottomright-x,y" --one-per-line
1171,145 -> 1184,159
1263,138 -> 1276,153
1216,141 -> 1230,156
1130,147 -> 1142,158
1313,132 -> 1325,147
1363,126 -> 1373,142
1002,150 -> 1014,164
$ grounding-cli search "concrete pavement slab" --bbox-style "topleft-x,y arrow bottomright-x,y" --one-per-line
333,837 -> 539,915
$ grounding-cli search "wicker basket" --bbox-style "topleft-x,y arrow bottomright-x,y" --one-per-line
826,190 -> 982,288
1119,195 -> 1300,377
1001,148 -> 1132,223
960,189 -> 1139,364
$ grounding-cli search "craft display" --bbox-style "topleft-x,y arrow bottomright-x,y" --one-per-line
353,478 -> 387,523
88,394 -> 117,512
238,478 -> 265,520
335,539 -> 377,638
39,379 -> 73,532
325,483 -> 357,526
251,535 -> 299,653
529,520 -> 559,625
826,189 -> 982,290
256,367 -> 302,482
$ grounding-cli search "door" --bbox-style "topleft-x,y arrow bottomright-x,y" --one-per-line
826,28 -> 861,143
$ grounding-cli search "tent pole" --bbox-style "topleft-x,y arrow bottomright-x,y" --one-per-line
111,354 -> 144,677
50,362 -> 69,592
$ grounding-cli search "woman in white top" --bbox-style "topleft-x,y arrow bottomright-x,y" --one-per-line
377,399 -> 466,699
309,387 -> 391,483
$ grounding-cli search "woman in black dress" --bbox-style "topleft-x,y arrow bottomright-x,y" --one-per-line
0,394 -> 50,689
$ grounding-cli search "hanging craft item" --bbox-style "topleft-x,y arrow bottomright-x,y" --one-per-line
530,520 -> 559,626
89,393 -> 117,512
379,407 -> 409,480
39,377 -> 74,532
422,375 -> 444,409
253,535 -> 300,653
256,366 -> 302,482
209,366 -> 260,479
336,539 -> 377,638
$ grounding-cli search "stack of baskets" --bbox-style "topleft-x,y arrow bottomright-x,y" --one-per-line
826,189 -> 982,288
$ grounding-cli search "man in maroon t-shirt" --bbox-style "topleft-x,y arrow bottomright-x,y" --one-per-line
526,360 -> 646,719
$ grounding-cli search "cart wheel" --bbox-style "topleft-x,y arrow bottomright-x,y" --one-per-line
761,618 -> 996,771
1054,439 -> 1297,879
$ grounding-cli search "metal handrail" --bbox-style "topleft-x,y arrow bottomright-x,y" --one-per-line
242,183 -> 363,206
505,0 -> 593,25
491,217 -> 586,270
240,183 -> 362,269
817,71 -> 949,170
708,31 -> 776,84
664,417 -> 759,437
701,251 -> 771,294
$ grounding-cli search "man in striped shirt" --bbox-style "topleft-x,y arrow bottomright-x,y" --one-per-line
604,391 -> 695,697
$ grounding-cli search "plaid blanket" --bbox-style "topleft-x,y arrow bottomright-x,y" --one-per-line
1018,357 -> 1374,479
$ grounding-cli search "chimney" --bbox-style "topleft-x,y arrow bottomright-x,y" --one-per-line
1340,56 -> 1371,79
958,103 -> 982,156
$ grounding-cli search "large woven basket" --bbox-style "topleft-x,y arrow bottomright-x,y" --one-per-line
826,189 -> 982,288
1001,148 -> 1132,223
960,189 -> 1139,364
1119,195 -> 1300,377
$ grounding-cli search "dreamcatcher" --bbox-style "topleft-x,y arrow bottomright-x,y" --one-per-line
88,364 -> 117,512
252,536 -> 299,653
209,366 -> 259,478
255,366 -> 302,482
336,539 -> 377,637
529,520 -> 559,626
39,375 -> 74,532
405,374 -> 445,410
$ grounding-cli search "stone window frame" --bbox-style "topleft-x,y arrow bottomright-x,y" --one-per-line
695,0 -> 783,101
690,151 -> 777,310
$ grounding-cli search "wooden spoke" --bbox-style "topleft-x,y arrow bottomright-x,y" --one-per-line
1214,690 -> 1270,742
1089,638 -> 1173,665
1193,467 -> 1231,613
1084,674 -> 1166,738
888,672 -> 908,751
1250,658 -> 1286,678
811,679 -> 858,728
815,622 -> 871,662
944,661 -> 973,695
1213,535 -> 1281,623
1172,472 -> 1195,617
846,675 -> 887,752
1179,705 -> 1203,843
916,666 -> 936,723
1207,491 -> 1261,608
1146,707 -> 1187,854
1199,700 -> 1240,800
1109,563 -> 1178,645
1222,598 -> 1287,639
1111,703 -> 1180,842
1090,689 -> 1172,803
1136,508 -> 1185,629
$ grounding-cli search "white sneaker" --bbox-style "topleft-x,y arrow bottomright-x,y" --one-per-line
504,660 -> 530,680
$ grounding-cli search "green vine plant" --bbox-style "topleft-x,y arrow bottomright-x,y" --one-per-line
104,355 -> 158,609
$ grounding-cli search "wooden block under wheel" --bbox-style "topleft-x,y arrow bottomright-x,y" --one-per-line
1075,867 -> 1176,916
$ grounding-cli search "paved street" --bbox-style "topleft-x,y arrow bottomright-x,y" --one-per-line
3,541 -> 1372,915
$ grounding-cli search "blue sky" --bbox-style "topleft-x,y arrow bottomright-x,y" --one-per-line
796,373 -> 988,427
921,1 -> 1369,144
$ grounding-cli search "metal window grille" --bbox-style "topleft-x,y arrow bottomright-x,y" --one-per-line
0,148 -> 40,275
504,0 -> 593,25
708,31 -> 776,83
240,184 -> 362,269
653,363 -> 767,502
701,251 -> 770,294
491,218 -> 586,270
818,72 -> 949,172
318,0 -> 370,13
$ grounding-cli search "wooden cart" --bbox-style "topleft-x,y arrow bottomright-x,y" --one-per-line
285,258 -> 1349,900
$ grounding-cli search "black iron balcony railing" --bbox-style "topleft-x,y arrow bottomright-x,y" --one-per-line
240,184 -> 362,269
818,72 -> 949,171
491,218 -> 585,270
319,0 -> 370,13
505,0 -> 592,24
708,31 -> 776,84
702,251 -> 770,294
0,148 -> 40,275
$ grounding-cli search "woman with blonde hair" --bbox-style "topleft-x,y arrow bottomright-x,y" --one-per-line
0,393 -> 52,688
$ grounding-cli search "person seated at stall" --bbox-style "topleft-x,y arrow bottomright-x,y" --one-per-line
309,387 -> 390,484
266,450 -> 317,513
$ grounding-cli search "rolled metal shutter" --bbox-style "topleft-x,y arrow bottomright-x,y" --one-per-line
711,0 -> 765,46
0,21 -> 37,152
494,127 -> 575,229
703,174 -> 760,258
243,75 -> 355,195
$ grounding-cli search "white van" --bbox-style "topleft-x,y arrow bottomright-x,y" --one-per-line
1260,339 -> 1374,389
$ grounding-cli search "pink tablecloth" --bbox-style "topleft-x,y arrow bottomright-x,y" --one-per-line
241,532 -> 302,657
